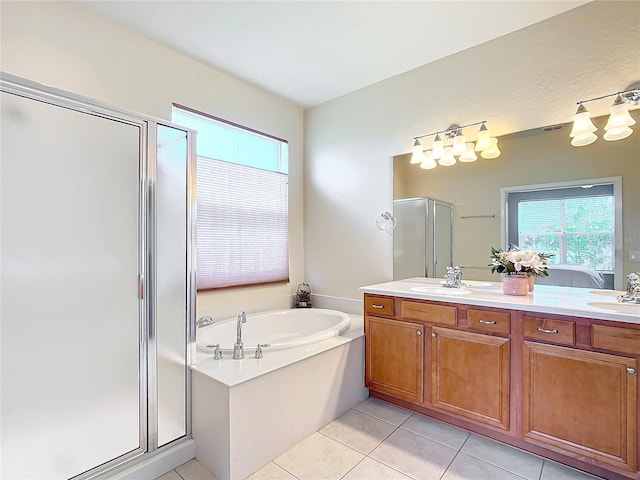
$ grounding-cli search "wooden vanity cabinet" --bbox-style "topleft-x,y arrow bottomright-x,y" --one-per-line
523,341 -> 637,472
363,292 -> 640,479
365,315 -> 424,404
431,327 -> 510,430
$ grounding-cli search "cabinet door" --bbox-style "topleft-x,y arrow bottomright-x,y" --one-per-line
523,341 -> 637,472
431,327 -> 510,430
365,316 -> 424,404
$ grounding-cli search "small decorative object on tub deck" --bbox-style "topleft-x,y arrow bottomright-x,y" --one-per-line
296,282 -> 312,308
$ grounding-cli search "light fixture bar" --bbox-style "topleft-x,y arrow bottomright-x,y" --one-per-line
576,88 -> 640,106
414,120 -> 486,141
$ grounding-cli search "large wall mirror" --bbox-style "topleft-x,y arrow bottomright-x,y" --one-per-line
393,111 -> 639,290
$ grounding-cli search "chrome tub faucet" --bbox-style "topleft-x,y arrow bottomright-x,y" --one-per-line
233,311 -> 247,359
197,315 -> 215,328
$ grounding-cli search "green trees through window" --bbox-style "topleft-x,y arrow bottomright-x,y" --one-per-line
517,194 -> 614,272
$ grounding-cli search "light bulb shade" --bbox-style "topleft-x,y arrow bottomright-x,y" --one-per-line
459,143 -> 477,162
603,126 -> 633,141
438,148 -> 456,166
571,132 -> 598,146
420,156 -> 438,169
480,138 -> 501,159
605,97 -> 636,131
569,104 -> 597,137
451,132 -> 467,155
475,124 -> 492,151
411,149 -> 425,163
431,134 -> 445,159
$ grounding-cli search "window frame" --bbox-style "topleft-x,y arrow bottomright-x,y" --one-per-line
500,177 -> 623,290
171,103 -> 290,291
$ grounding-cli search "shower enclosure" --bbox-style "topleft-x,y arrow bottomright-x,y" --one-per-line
393,197 -> 453,280
0,74 -> 196,479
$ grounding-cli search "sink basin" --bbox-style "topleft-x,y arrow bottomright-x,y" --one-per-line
464,280 -> 493,288
588,301 -> 640,315
589,290 -> 626,297
439,280 -> 492,288
411,286 -> 471,295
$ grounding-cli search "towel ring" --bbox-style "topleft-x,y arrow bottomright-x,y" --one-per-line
376,211 -> 397,231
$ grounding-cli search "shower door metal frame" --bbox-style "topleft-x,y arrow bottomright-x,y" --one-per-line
0,72 -> 196,480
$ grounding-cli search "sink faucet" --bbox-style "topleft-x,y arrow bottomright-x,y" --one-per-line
233,311 -> 247,359
443,266 -> 463,288
618,273 -> 640,304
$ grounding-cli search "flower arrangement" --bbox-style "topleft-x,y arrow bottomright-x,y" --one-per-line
489,246 -> 554,277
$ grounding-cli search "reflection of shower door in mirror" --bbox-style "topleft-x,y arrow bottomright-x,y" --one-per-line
393,198 -> 453,280
1,92 -> 143,479
434,201 -> 453,279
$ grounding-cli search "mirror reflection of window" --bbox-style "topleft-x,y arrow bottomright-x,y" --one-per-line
505,180 -> 620,289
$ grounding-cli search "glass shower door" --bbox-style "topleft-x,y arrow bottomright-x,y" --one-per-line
0,92 -> 144,479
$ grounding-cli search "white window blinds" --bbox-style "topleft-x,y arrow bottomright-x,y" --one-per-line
172,104 -> 289,290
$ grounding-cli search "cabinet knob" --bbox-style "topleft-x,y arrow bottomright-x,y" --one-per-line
431,332 -> 436,338
628,367 -> 636,375
416,330 -> 422,336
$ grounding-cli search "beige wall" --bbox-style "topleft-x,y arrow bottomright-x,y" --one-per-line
304,1 -> 640,299
394,112 -> 640,284
0,1 -> 304,315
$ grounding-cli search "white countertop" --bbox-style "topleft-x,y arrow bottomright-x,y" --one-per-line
360,277 -> 640,325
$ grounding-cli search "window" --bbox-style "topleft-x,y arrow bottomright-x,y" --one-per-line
172,104 -> 289,290
507,184 -> 615,272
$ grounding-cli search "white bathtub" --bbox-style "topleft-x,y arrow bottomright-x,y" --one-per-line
191,307 -> 367,480
196,308 -> 351,353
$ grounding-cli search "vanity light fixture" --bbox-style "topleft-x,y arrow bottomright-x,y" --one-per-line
410,121 -> 500,170
571,87 -> 639,147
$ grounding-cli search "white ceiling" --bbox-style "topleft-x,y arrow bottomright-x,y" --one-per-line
75,1 -> 589,108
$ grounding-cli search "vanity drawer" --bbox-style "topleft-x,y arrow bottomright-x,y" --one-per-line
523,315 -> 575,345
592,324 -> 640,355
365,296 -> 394,316
467,309 -> 511,335
401,301 -> 457,326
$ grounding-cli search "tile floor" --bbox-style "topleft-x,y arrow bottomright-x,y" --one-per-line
157,398 -> 605,480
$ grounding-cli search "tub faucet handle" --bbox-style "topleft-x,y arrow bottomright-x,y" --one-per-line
254,343 -> 271,359
208,344 -> 223,360
197,315 -> 215,328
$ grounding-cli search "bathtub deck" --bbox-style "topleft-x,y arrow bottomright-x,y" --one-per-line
192,314 -> 363,387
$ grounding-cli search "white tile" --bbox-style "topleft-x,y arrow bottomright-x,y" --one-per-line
247,462 -> 297,480
370,428 -> 457,480
400,414 -> 469,450
442,453 -> 528,480
154,470 -> 182,480
352,398 -> 412,426
461,435 -> 543,480
342,457 -> 413,480
320,409 -> 396,454
175,459 -> 218,480
274,432 -> 364,480
541,460 -> 605,480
